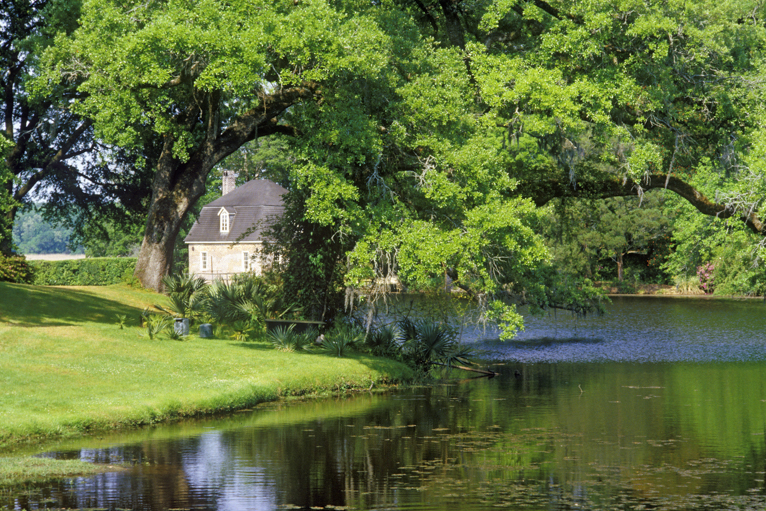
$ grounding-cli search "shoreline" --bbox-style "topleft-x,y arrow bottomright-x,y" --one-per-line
0,282 -> 415,487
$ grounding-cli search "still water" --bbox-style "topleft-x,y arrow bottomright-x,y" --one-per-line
6,296 -> 766,510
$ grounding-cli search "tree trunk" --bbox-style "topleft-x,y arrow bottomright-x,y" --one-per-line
133,139 -> 208,292
0,208 -> 17,256
616,252 -> 624,281
133,199 -> 189,292
0,175 -> 17,255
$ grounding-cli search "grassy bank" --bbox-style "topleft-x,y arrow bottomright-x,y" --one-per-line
0,282 -> 414,450
0,456 -> 116,487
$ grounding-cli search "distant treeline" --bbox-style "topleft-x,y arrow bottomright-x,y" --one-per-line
12,207 -> 80,255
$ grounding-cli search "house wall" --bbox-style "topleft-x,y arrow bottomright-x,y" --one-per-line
187,242 -> 274,282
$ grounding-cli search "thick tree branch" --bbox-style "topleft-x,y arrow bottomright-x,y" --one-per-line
209,83 -> 320,165
518,171 -> 766,236
411,0 -> 438,34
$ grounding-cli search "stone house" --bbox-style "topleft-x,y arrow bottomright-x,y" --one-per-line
184,173 -> 287,282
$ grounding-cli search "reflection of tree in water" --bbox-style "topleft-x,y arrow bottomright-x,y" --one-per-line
9,362 -> 766,510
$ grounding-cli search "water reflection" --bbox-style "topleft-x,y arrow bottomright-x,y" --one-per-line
6,297 -> 766,510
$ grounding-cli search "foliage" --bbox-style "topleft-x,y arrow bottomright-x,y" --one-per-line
144,314 -> 170,340
154,274 -> 207,321
671,275 -> 704,295
267,185 -> 351,323
267,325 -> 319,352
697,263 -> 716,294
30,257 -> 136,286
365,324 -> 401,358
321,323 -> 365,358
230,320 -> 254,342
201,275 -> 297,331
12,206 -> 76,255
0,255 -> 35,284
397,318 -> 474,373
32,0 -> 766,303
0,136 -> 15,254
542,193 -> 674,283
76,216 -> 143,258
661,166 -> 766,296
268,325 -> 297,352
0,0 -> 105,256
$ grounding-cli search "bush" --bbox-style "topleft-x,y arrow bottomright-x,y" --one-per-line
30,257 -> 137,286
0,255 -> 35,283
321,323 -> 365,357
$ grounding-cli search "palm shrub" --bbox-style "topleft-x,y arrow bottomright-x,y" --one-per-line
230,320 -> 255,342
203,275 -> 302,334
203,280 -> 244,325
397,318 -> 474,372
321,323 -> 365,357
145,314 -> 170,340
295,327 -> 320,352
365,324 -> 401,358
268,325 -> 297,352
155,274 -> 207,321
268,326 -> 319,352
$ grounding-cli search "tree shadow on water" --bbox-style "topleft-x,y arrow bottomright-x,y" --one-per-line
0,282 -> 150,327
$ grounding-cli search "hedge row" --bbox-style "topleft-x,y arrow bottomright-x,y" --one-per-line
30,257 -> 137,286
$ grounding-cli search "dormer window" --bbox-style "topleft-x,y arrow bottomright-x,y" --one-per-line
218,207 -> 231,233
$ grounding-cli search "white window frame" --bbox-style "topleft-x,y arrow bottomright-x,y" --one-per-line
201,251 -> 208,271
243,251 -> 250,271
219,210 -> 229,233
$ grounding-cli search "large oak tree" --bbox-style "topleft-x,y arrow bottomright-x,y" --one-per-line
38,0 -> 766,334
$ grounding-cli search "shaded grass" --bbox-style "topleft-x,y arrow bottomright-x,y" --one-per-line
0,282 -> 414,450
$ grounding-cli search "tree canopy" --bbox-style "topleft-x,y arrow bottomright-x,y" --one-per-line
27,0 -> 766,335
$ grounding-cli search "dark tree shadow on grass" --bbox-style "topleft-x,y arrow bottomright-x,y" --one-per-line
230,341 -> 274,352
0,282 -> 150,327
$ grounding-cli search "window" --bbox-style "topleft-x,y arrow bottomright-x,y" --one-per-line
201,251 -> 208,271
220,211 -> 229,233
243,251 -> 250,271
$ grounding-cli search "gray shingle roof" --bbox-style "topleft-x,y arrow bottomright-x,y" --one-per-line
184,179 -> 287,244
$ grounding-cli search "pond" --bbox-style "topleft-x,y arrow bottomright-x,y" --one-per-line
5,296 -> 766,511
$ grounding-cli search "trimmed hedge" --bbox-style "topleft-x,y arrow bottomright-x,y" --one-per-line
0,255 -> 35,284
30,257 -> 137,286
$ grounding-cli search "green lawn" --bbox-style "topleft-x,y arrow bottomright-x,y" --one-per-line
0,282 -> 413,449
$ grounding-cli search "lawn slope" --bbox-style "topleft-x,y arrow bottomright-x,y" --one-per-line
0,282 -> 413,448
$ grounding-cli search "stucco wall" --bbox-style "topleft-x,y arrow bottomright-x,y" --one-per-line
187,242 -> 274,281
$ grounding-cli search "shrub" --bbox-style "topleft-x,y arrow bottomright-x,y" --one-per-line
145,314 -> 170,340
697,263 -> 715,294
154,274 -> 207,321
365,324 -> 401,358
0,255 -> 35,283
321,323 -> 365,357
268,325 -> 297,352
30,258 -> 137,286
397,318 -> 474,372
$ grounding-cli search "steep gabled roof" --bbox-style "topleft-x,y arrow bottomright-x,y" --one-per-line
204,179 -> 287,208
184,179 -> 287,244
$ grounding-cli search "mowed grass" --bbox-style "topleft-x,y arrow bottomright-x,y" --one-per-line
0,282 -> 414,449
